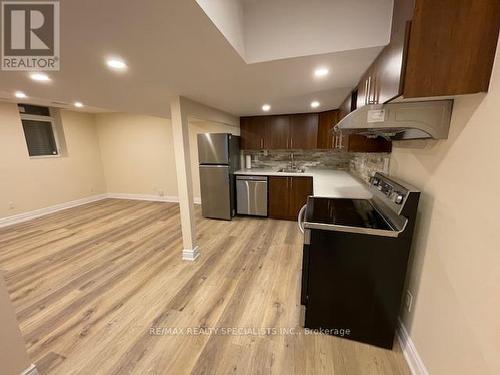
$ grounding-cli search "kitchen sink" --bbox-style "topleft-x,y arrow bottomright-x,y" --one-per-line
277,167 -> 305,173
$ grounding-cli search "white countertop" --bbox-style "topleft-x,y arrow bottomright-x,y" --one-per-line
234,168 -> 372,199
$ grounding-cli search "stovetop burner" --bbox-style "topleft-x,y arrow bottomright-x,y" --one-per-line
305,197 -> 393,231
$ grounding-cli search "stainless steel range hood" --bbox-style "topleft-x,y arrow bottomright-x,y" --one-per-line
334,100 -> 453,140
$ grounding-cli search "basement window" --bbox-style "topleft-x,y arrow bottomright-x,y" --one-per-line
19,105 -> 60,157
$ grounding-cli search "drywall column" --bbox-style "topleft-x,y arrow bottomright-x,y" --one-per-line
170,96 -> 199,261
0,276 -> 34,375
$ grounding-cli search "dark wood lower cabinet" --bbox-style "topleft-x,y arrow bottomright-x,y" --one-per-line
269,176 -> 313,221
269,177 -> 290,220
289,176 -> 313,219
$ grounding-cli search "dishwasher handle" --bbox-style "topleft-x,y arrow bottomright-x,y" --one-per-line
236,175 -> 268,181
298,204 -> 307,233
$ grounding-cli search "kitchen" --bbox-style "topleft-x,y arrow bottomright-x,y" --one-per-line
194,0 -> 499,369
0,1 -> 499,375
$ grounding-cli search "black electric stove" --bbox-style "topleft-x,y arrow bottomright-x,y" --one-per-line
299,173 -> 420,349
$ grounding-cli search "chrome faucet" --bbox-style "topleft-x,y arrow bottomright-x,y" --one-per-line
289,153 -> 296,169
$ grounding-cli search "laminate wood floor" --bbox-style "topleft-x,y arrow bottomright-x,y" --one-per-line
0,199 -> 410,375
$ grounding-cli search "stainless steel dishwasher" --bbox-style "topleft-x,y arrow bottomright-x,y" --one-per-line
236,175 -> 268,216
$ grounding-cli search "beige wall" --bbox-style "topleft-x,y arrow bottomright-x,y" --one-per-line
95,113 -> 178,198
0,103 -> 106,218
95,113 -> 239,201
0,276 -> 31,375
0,104 -> 239,219
391,43 -> 500,374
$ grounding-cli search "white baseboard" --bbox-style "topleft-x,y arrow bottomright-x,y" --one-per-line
106,192 -> 179,203
0,193 -> 201,229
106,193 -> 201,205
182,246 -> 200,261
0,194 -> 107,228
397,319 -> 429,375
20,363 -> 39,375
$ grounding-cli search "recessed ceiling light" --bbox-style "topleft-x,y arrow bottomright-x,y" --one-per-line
311,101 -> 320,108
29,72 -> 50,82
15,91 -> 27,99
106,58 -> 127,70
74,102 -> 83,108
262,104 -> 271,112
314,67 -> 329,77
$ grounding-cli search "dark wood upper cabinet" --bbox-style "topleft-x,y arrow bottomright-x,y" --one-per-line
240,116 -> 267,150
317,110 -> 338,149
265,115 -> 290,149
338,95 -> 352,121
403,0 -> 500,97
290,113 -> 319,149
357,66 -> 374,108
269,176 -> 312,221
356,21 -> 410,107
354,0 -> 500,108
375,22 -> 410,104
241,109 -> 389,153
346,135 -> 392,153
241,113 -> 319,150
391,0 -> 415,40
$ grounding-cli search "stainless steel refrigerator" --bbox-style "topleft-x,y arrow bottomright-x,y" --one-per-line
197,133 -> 240,220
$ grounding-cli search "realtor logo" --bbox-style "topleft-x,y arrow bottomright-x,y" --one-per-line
1,0 -> 59,70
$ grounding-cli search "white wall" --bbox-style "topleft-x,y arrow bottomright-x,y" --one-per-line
0,103 -> 106,218
195,0 -> 246,58
243,0 -> 393,62
194,0 -> 393,63
391,41 -> 500,374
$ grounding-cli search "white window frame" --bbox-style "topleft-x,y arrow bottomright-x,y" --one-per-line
20,113 -> 62,159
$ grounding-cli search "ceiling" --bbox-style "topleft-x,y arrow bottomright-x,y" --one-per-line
0,0 -> 393,118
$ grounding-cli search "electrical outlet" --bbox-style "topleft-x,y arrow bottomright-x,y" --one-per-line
405,290 -> 414,312
158,189 -> 165,197
8,201 -> 15,209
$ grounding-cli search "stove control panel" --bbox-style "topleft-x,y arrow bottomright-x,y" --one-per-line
370,176 -> 406,205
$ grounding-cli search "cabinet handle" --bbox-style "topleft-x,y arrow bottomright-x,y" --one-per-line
290,177 -> 293,189
339,134 -> 343,149
260,138 -> 263,149
367,76 -> 372,104
369,76 -> 376,104
290,137 -> 293,149
365,77 -> 370,104
371,76 -> 376,104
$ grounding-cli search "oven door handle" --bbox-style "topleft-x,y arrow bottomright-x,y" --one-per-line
298,204 -> 307,233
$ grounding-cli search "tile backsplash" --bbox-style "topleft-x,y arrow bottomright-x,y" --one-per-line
242,150 -> 390,183
349,153 -> 390,183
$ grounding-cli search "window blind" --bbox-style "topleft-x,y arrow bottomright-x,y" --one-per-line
21,120 -> 58,156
